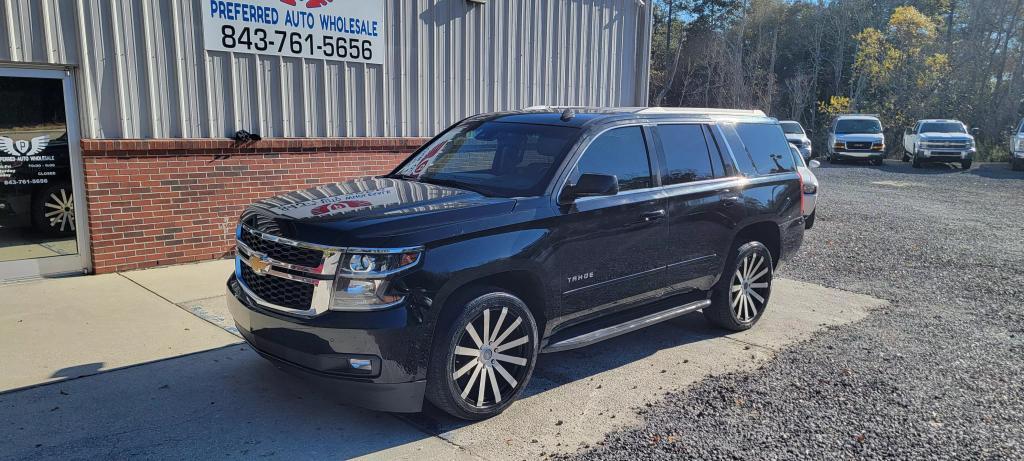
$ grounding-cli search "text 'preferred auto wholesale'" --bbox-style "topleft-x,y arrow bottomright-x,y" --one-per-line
226,107 -> 807,419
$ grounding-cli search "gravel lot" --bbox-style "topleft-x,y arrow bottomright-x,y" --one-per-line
568,161 -> 1024,460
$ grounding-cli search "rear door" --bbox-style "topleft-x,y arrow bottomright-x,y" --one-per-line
652,123 -> 740,293
548,125 -> 670,328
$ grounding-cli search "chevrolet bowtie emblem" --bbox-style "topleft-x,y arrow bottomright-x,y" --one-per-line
248,255 -> 272,275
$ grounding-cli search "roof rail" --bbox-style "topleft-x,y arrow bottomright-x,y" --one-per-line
637,107 -> 767,117
835,113 -> 881,118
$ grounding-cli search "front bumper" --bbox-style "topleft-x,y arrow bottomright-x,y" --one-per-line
832,150 -> 884,160
227,275 -> 430,413
915,149 -> 975,162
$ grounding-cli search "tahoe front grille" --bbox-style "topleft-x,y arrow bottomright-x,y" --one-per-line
240,228 -> 324,268
240,264 -> 315,310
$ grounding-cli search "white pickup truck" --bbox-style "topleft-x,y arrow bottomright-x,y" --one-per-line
902,119 -> 976,169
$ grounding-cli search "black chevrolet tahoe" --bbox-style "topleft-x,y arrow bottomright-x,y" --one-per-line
226,107 -> 806,420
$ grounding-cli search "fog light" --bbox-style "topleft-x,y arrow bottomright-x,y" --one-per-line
349,358 -> 372,371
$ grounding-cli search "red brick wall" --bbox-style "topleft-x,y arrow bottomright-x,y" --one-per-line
81,138 -> 426,273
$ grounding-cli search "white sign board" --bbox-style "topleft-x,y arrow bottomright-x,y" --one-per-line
202,0 -> 385,65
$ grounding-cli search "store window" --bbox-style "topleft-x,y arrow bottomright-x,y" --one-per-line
0,76 -> 78,264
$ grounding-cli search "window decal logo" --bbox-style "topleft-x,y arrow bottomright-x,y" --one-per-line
0,135 -> 49,157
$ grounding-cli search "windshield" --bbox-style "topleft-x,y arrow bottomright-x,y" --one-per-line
919,122 -> 966,134
835,119 -> 882,134
390,121 -> 580,197
780,122 -> 805,135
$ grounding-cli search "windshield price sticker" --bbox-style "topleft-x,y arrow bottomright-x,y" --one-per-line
202,0 -> 385,65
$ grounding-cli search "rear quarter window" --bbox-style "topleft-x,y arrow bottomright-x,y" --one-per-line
733,123 -> 796,175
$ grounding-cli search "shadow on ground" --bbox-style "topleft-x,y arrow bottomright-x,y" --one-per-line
0,312 -> 731,460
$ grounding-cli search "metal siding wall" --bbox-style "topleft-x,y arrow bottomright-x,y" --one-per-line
0,0 -> 650,139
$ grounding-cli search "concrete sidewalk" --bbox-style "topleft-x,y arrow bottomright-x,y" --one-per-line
0,260 -> 887,460
0,259 -> 240,393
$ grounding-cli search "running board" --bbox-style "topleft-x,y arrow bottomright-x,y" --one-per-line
540,299 -> 711,354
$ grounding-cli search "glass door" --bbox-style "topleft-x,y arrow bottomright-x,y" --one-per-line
0,67 -> 89,281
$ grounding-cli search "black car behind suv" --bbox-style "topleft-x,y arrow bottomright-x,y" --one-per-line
226,107 -> 806,419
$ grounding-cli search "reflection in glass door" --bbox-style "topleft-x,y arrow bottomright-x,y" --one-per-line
0,68 -> 88,280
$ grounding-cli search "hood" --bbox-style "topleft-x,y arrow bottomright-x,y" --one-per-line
242,177 -> 517,247
835,133 -> 885,143
919,132 -> 973,141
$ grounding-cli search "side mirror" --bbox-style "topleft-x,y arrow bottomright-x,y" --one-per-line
560,173 -> 619,204
971,127 -> 980,135
808,159 -> 821,168
904,128 -> 913,136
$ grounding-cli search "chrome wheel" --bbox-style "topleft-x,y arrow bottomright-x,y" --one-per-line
452,307 -> 531,408
43,187 -> 75,232
729,252 -> 772,322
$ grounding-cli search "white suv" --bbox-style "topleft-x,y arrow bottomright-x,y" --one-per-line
826,114 -> 885,166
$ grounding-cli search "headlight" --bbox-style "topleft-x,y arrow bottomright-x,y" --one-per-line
967,139 -> 976,148
331,248 -> 422,311
871,143 -> 885,151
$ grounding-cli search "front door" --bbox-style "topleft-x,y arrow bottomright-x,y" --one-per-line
0,67 -> 89,281
548,126 -> 669,330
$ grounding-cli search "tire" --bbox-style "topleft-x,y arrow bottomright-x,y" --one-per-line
902,152 -> 910,162
425,288 -> 539,420
870,157 -> 884,166
703,241 -> 774,332
1013,159 -> 1024,171
804,210 -> 816,230
961,160 -> 972,170
31,182 -> 76,236
912,155 -> 922,169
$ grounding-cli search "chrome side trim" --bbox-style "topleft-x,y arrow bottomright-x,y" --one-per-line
563,265 -> 664,295
541,299 -> 712,353
666,254 -> 717,269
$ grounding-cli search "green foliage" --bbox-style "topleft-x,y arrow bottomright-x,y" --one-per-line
648,0 -> 1024,155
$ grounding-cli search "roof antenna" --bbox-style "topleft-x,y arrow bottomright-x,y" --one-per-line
560,108 -> 576,122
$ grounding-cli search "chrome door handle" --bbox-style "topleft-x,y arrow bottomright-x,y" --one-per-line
639,210 -> 666,222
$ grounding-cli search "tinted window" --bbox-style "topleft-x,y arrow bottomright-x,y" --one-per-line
656,124 -> 715,185
719,123 -> 758,176
703,125 -> 727,176
734,123 -> 796,174
393,121 -> 579,197
780,122 -> 804,134
835,119 -> 882,134
571,126 -> 652,192
789,144 -> 807,167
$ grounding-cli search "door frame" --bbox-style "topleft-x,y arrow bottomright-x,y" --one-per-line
0,65 -> 91,281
